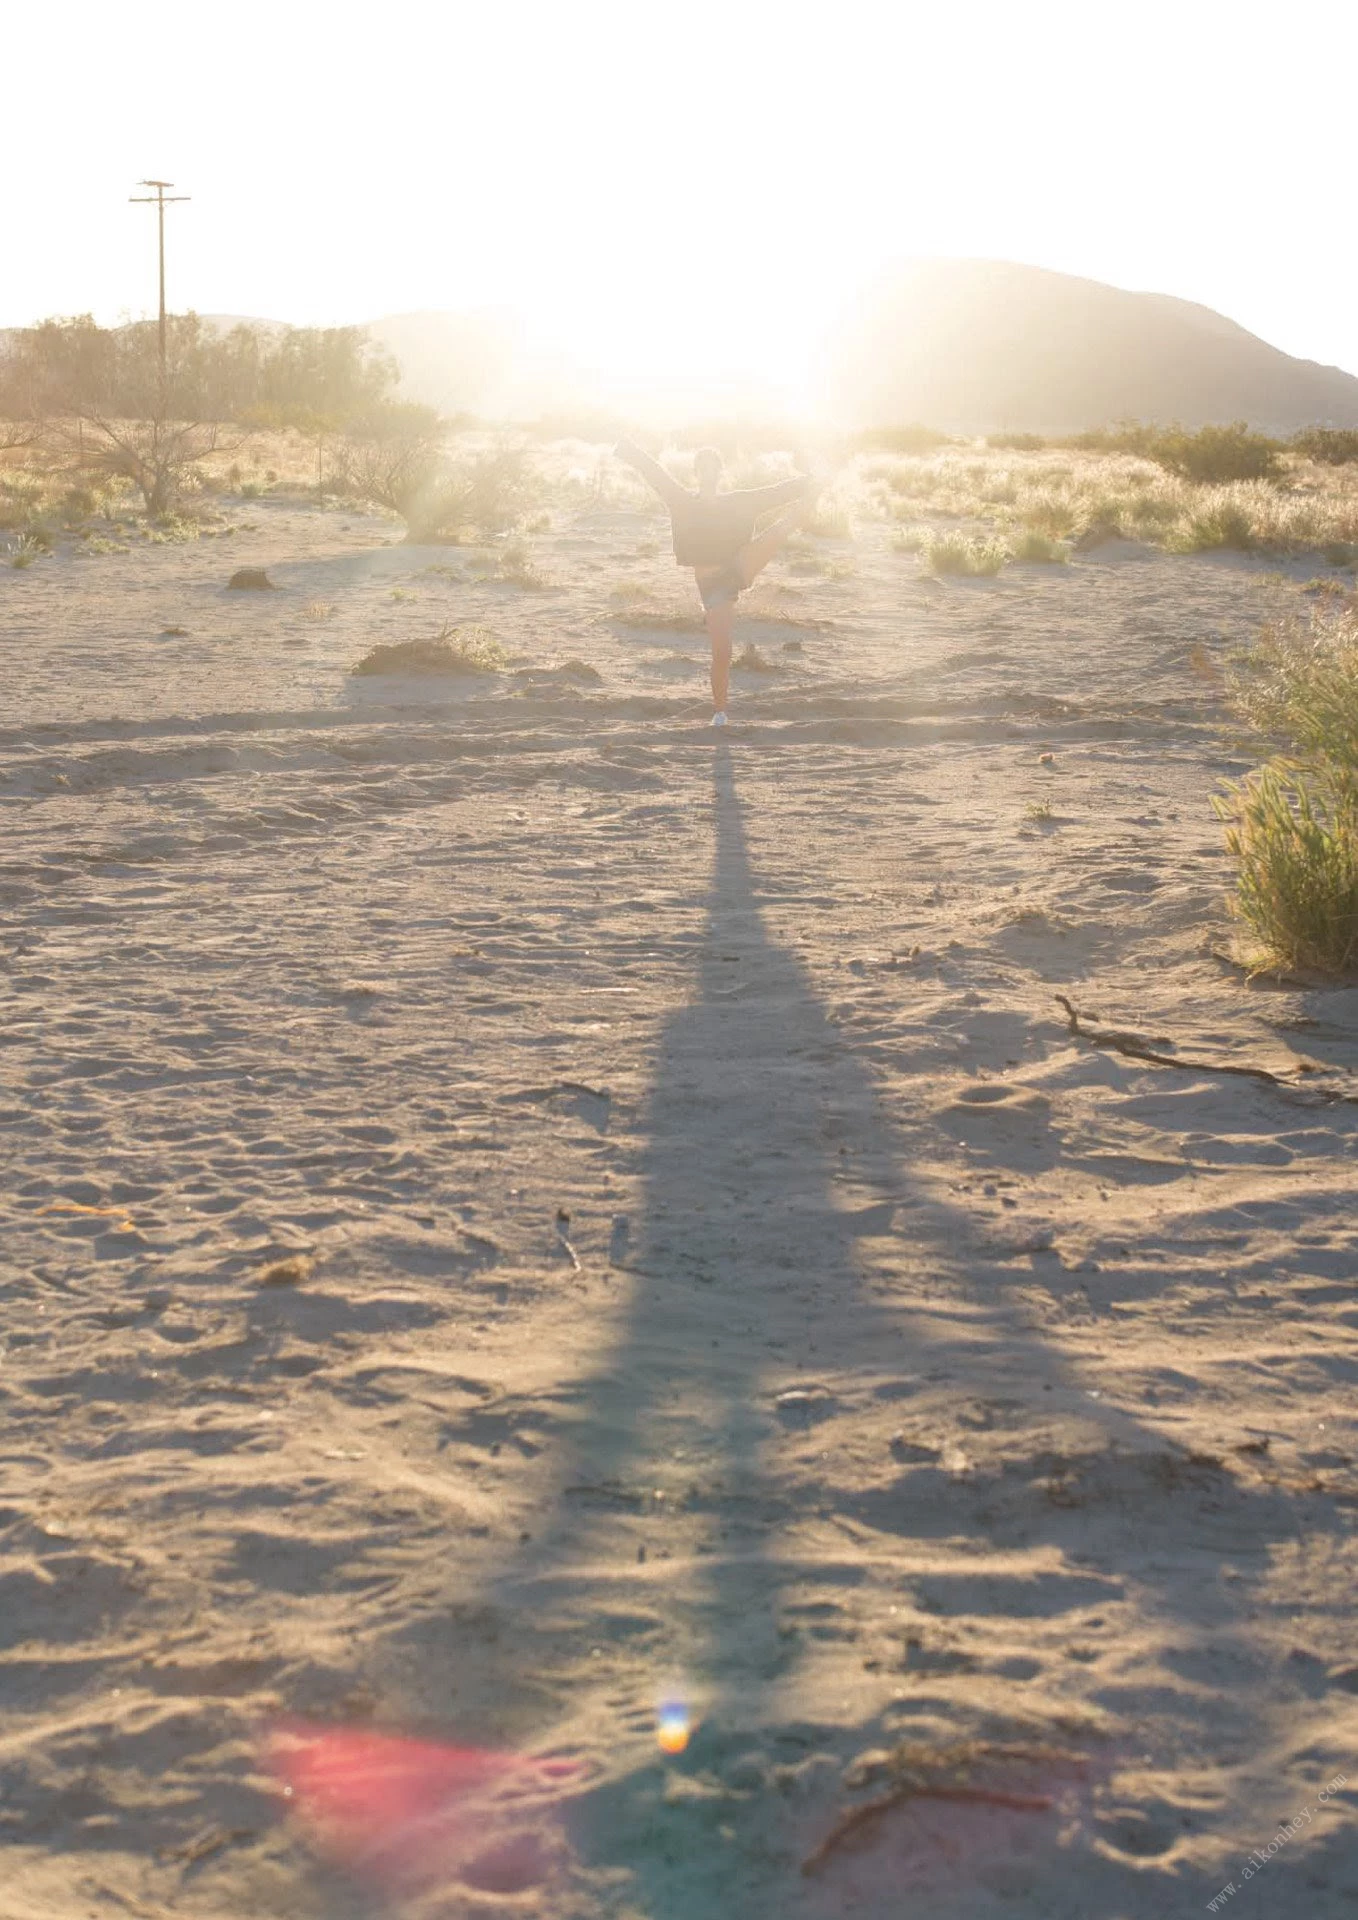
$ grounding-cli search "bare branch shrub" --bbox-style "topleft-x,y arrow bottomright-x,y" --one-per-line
330,423 -> 537,542
47,415 -> 231,519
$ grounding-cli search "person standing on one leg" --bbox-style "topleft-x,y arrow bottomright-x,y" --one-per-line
615,439 -> 819,726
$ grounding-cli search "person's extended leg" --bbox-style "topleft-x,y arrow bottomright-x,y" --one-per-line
738,501 -> 809,588
705,600 -> 734,716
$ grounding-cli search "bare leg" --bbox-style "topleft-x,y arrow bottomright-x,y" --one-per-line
705,601 -> 734,713
738,501 -> 810,587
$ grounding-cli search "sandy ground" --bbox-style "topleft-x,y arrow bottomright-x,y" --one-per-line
2,492 -> 1356,1919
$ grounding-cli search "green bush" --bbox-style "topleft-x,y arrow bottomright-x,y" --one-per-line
1218,604 -> 1358,973
1291,427 -> 1358,466
1215,765 -> 1358,973
1150,422 -> 1281,485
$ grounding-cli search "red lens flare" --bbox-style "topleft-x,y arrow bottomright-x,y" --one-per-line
271,1719 -> 576,1893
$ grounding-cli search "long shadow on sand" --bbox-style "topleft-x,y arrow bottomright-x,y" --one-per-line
362,744 -> 1354,1918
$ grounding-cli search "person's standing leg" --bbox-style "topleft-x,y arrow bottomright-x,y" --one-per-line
705,599 -> 734,716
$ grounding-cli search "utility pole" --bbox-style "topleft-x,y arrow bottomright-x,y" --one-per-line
129,179 -> 189,401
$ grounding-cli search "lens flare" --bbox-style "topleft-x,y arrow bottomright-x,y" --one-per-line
269,1718 -> 576,1893
656,1699 -> 692,1755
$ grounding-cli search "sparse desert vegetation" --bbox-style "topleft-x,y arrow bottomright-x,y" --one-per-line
6,411 -> 1358,1920
860,433 -> 1358,559
11,12 -> 1358,1910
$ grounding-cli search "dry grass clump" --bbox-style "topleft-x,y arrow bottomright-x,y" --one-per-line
733,643 -> 781,672
257,1253 -> 314,1288
800,494 -> 853,540
1164,499 -> 1257,553
467,538 -> 551,589
1009,529 -> 1069,564
1230,603 -> 1358,779
922,532 -> 1006,577
607,583 -> 703,631
1216,603 -> 1358,973
783,531 -> 855,577
352,624 -> 505,676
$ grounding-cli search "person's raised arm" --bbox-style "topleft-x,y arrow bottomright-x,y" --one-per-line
735,470 -> 821,513
615,437 -> 689,509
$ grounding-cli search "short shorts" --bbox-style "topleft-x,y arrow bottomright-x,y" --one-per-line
695,565 -> 744,611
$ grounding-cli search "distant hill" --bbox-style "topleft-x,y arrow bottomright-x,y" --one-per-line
822,259 -> 1358,436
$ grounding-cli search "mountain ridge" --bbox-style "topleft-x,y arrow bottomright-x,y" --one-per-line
820,259 -> 1358,434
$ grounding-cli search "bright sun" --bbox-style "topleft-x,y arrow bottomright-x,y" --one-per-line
4,0 -> 1357,401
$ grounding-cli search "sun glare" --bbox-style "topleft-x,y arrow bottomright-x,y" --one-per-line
3,2 -> 1356,394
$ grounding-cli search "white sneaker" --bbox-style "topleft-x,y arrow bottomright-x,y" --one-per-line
711,710 -> 728,728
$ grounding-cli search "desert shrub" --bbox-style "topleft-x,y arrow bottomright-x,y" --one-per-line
1215,765 -> 1358,973
467,539 -> 550,589
1065,421 -> 1164,457
1150,422 -> 1281,485
733,643 -> 779,672
333,433 -> 536,543
59,484 -> 101,520
1019,492 -> 1078,538
988,432 -> 1046,451
1291,428 -> 1358,466
890,524 -> 930,553
1009,529 -> 1069,563
352,624 -> 505,676
1230,606 -> 1358,777
1165,501 -> 1256,552
606,592 -> 702,632
800,495 -> 852,539
1216,604 -> 1358,972
1078,492 -> 1132,535
849,424 -> 952,455
54,415 -> 228,518
1124,491 -> 1180,533
922,533 -> 1005,577
978,475 -> 1018,506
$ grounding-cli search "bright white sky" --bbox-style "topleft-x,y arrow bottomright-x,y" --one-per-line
8,0 -> 1357,407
